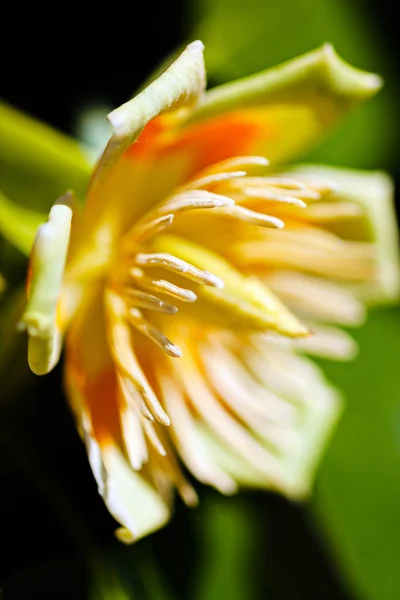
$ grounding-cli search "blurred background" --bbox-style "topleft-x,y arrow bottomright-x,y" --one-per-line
1,0 -> 400,598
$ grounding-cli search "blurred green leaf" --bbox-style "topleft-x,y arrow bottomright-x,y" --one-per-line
0,190 -> 45,255
190,0 -> 397,169
0,101 -> 90,212
89,562 -> 132,600
102,541 -> 173,600
312,307 -> 400,600
190,495 -> 257,600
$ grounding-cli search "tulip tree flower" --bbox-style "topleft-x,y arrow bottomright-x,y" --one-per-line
2,41 -> 398,541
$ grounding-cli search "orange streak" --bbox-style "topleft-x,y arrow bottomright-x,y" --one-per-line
126,109 -> 275,176
86,367 -> 120,445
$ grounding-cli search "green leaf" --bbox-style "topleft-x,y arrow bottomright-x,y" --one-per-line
0,101 -> 90,212
190,495 -> 258,600
312,307 -> 400,600
0,190 -> 46,255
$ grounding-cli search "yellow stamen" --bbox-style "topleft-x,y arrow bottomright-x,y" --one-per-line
127,307 -> 182,358
121,287 -> 178,314
135,252 -> 224,288
128,213 -> 174,244
105,290 -> 171,425
220,205 -> 284,229
130,269 -> 197,303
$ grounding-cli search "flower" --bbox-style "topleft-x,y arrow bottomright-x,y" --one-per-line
15,41 -> 399,541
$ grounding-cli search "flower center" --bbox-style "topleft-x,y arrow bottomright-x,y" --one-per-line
92,154 -> 378,472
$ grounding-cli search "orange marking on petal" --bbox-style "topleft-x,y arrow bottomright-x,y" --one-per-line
126,118 -> 169,159
127,110 -> 276,175
168,114 -> 264,174
68,350 -> 121,447
26,259 -> 33,298
85,367 -> 121,446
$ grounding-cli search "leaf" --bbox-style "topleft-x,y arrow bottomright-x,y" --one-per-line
0,190 -> 46,255
190,494 -> 258,600
0,101 -> 90,212
312,307 -> 400,600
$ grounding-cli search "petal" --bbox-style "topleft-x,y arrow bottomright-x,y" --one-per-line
0,190 -> 46,255
19,192 -> 74,375
146,45 -> 381,178
87,40 -> 206,201
65,288 -> 171,541
196,340 -> 342,499
0,101 -> 90,211
72,41 -> 206,269
65,363 -> 170,543
286,165 -> 400,305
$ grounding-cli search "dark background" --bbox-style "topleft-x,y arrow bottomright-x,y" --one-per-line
1,1 -> 399,598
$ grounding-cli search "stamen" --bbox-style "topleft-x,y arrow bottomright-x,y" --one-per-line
259,178 -> 307,190
142,420 -> 167,456
246,336 -> 338,408
265,187 -> 321,201
222,205 -> 284,229
120,375 -> 155,422
105,290 -> 171,425
172,346 -> 286,485
278,174 -> 339,195
198,156 -> 269,174
130,269 -> 197,303
235,237 -> 375,279
129,213 -> 174,243
230,187 -> 307,207
157,368 -> 238,494
202,338 -> 296,424
265,271 -> 365,325
118,376 -> 149,469
159,190 -> 235,214
224,177 -> 308,192
293,323 -> 358,360
121,288 -> 178,314
180,170 -> 247,191
127,308 -> 182,358
135,252 -> 224,288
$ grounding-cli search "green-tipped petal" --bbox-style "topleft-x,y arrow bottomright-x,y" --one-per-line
183,44 -> 382,164
0,101 -> 90,211
288,165 -> 400,305
19,192 -> 74,375
104,446 -> 170,543
66,370 -> 171,543
90,40 -> 206,194
0,190 -> 46,255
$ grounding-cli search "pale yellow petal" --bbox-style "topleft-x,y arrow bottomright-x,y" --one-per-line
19,192 -> 74,375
